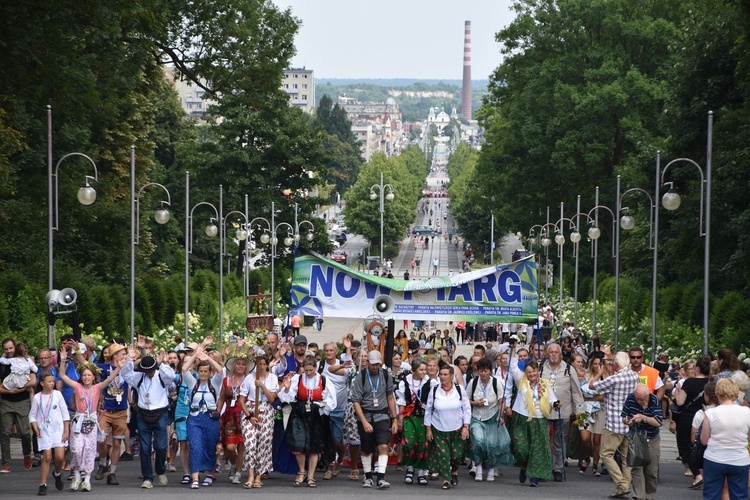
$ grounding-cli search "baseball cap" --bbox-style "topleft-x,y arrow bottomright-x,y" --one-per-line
294,335 -> 308,346
367,350 -> 382,364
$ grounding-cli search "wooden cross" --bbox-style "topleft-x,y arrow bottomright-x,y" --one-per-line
247,285 -> 272,316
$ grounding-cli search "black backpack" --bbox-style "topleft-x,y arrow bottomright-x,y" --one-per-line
468,376 -> 498,401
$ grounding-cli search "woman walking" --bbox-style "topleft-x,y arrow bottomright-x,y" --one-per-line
181,347 -> 224,489
279,356 -> 336,487
396,358 -> 436,485
508,352 -> 558,487
239,354 -> 278,488
579,355 -> 605,476
673,357 -> 710,477
58,348 -> 123,492
219,354 -> 249,484
424,365 -> 471,490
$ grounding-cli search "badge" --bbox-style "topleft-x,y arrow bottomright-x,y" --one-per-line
373,398 -> 379,407
305,402 -> 312,412
116,394 -> 123,404
230,398 -> 236,408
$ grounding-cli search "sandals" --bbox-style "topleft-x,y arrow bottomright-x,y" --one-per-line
349,470 -> 360,481
417,475 -> 428,485
404,469 -> 414,484
593,465 -> 601,477
243,480 -> 253,489
450,473 -> 458,486
190,480 -> 199,489
580,459 -> 590,474
293,473 -> 307,486
253,478 -> 263,488
202,475 -> 213,487
181,475 -> 191,485
441,481 -> 450,490
307,478 -> 317,488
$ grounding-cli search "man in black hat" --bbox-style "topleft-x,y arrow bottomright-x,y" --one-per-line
272,335 -> 308,378
120,350 -> 175,489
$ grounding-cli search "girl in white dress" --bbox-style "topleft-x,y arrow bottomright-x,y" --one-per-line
30,372 -> 70,496
0,342 -> 37,390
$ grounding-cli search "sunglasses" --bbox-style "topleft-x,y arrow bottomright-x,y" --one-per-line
630,355 -> 642,359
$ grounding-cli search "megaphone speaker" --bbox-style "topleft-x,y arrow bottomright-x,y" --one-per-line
58,288 -> 77,307
46,289 -> 61,308
373,294 -> 394,316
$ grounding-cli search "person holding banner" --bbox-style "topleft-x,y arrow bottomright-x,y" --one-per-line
238,354 -> 278,489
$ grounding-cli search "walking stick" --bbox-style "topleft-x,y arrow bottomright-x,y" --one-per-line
255,385 -> 261,420
557,407 -> 567,482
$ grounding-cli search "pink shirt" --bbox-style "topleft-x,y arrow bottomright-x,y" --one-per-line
291,315 -> 301,328
72,384 -> 101,414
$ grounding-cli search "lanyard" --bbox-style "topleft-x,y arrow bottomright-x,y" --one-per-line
230,375 -> 245,399
39,393 -> 53,422
198,382 -> 210,408
82,386 -> 93,414
367,370 -> 380,396
142,375 -> 153,396
479,379 -> 489,398
411,377 -> 424,400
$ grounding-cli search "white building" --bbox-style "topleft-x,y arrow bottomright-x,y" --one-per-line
282,68 -> 315,114
164,67 -> 217,123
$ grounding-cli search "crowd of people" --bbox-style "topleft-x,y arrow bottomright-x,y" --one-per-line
1,323 -> 750,499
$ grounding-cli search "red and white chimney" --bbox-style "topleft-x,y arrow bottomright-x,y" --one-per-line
461,20 -> 472,121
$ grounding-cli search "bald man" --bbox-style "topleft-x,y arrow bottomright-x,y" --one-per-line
620,384 -> 662,500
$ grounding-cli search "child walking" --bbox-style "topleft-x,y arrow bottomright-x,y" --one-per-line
30,371 -> 70,496
59,347 -> 124,492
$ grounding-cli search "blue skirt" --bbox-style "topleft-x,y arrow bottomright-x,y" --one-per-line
187,412 -> 220,474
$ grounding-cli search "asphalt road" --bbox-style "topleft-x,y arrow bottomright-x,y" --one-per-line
1,455 -> 703,499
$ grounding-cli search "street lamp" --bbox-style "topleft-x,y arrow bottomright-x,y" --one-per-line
223,207 -> 249,317
184,171 -> 220,343
659,111 -> 713,355
130,146 -> 171,343
370,172 -> 395,265
552,202 -> 584,326
616,174 -> 657,362
586,186 -> 617,345
47,106 -> 99,347
250,202 -> 314,319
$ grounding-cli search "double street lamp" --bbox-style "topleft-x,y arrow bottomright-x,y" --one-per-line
184,171 -> 221,343
370,172 -> 395,264
586,186 -> 617,344
130,146 -> 171,343
658,111 -> 713,355
47,106 -> 99,347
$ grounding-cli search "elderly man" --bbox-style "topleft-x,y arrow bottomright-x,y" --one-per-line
589,351 -> 639,499
621,384 -> 662,500
0,338 -> 36,472
540,342 -> 585,482
319,342 -> 349,480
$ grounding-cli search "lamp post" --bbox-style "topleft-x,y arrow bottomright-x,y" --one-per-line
616,175 -> 657,361
131,146 -> 171,344
586,186 -> 617,346
659,112 -> 713,355
370,172 -> 395,265
250,202 -> 314,318
552,202 -> 583,325
224,207 -> 249,317
47,106 -> 99,347
184,171 -> 220,343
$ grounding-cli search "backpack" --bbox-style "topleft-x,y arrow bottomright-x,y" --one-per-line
190,380 -> 218,410
359,367 -> 391,388
403,378 -> 431,407
539,359 -> 571,378
468,376 -> 498,402
431,383 -> 463,402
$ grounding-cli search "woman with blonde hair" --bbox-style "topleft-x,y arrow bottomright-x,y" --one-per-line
580,354 -> 606,475
700,378 -> 750,500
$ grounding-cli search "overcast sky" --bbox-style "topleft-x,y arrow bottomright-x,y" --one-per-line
270,0 -> 517,80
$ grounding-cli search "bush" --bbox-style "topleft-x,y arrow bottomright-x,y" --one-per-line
134,283 -> 154,334
679,281 -> 704,326
143,279 -> 167,327
710,291 -> 744,335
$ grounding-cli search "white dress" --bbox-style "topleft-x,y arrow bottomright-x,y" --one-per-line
29,390 -> 70,451
0,356 -> 38,389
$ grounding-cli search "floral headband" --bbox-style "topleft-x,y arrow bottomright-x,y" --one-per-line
76,362 -> 101,377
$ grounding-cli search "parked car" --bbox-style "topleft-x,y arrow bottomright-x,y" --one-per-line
412,225 -> 436,236
335,232 -> 347,246
328,233 -> 340,249
331,249 -> 347,264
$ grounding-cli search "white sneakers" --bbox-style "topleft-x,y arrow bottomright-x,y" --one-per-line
70,477 -> 81,491
141,480 -> 153,489
80,481 -> 91,492
156,474 -> 168,486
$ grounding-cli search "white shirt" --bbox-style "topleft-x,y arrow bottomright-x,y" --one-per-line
424,384 -> 471,432
395,375 -> 436,408
182,371 -> 223,415
509,356 -> 558,418
239,372 -> 279,403
120,358 -> 176,410
704,404 -> 750,466
278,373 -> 336,415
320,360 -> 348,412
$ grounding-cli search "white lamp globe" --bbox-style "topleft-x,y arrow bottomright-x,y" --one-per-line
554,234 -> 565,245
306,232 -> 314,241
77,185 -> 97,205
271,236 -> 278,246
570,231 -> 581,243
662,191 -> 681,211
541,237 -> 552,247
370,191 -> 377,200
588,227 -> 601,240
529,237 -> 537,247
236,228 -> 248,241
260,233 -> 270,244
284,237 -> 294,247
620,215 -> 635,231
385,192 -> 394,201
205,224 -> 218,237
154,209 -> 170,224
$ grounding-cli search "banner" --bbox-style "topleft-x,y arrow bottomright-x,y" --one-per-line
288,250 -> 538,322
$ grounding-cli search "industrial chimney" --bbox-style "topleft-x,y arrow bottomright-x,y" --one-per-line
461,20 -> 472,121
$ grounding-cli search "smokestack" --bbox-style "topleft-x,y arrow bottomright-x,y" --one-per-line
461,20 -> 472,121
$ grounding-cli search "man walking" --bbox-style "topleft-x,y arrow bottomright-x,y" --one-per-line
0,338 -> 35,473
621,384 -> 662,500
432,258 -> 439,276
589,351 -> 638,499
540,343 -> 585,482
319,343 -> 348,480
351,351 -> 398,489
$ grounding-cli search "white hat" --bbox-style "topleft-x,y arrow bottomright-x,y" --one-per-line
367,350 -> 382,365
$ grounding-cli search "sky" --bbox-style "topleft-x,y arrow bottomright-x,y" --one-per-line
270,0 -> 517,80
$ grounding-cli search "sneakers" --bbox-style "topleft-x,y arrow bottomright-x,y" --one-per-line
80,481 -> 91,492
141,480 -> 153,489
95,464 -> 108,480
377,479 -> 390,489
166,462 -> 177,473
519,468 -> 527,484
231,475 -> 242,484
156,474 -> 168,486
362,478 -> 374,488
38,484 -> 47,496
70,477 -> 82,491
553,471 -> 564,482
54,473 -> 64,491
331,463 -> 342,477
487,470 -> 495,482
24,455 -> 33,470
107,473 -> 119,485
119,452 -> 133,461
323,469 -> 332,480
469,464 -> 477,477
530,477 -> 539,487
1,463 -> 10,473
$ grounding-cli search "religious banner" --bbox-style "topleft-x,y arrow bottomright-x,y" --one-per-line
288,250 -> 538,322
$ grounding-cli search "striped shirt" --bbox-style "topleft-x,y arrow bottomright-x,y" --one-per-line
594,369 -> 638,435
620,393 -> 662,439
